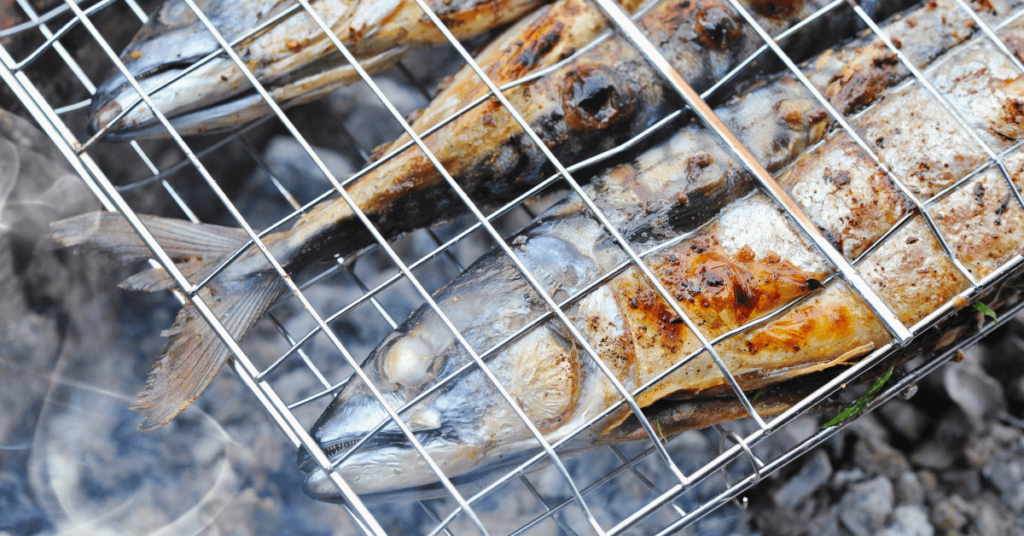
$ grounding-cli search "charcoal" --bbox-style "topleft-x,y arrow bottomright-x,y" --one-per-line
877,505 -> 933,536
877,399 -> 930,443
896,472 -> 925,507
929,495 -> 973,532
943,351 -> 1008,425
772,450 -> 832,508
854,437 -> 912,479
838,476 -> 894,536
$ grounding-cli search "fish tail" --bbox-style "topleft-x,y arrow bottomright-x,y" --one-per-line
133,273 -> 284,429
50,211 -> 285,429
49,211 -> 250,265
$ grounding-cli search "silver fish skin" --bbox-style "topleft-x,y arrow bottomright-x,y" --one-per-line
88,0 -> 545,138
298,1 -> 1024,502
90,0 -> 900,139
54,0 -> 870,430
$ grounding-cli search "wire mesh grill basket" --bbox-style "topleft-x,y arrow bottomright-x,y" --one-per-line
4,0 -> 1024,533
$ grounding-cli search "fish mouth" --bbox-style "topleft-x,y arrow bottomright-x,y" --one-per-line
86,47 -> 403,141
88,59 -> 192,124
296,428 -> 448,476
298,435 -> 550,505
297,427 -> 466,503
87,55 -> 247,140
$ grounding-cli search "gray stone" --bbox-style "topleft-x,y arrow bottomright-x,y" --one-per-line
847,413 -> 891,443
854,437 -> 912,479
964,435 -> 998,469
806,505 -> 844,536
916,470 -> 947,505
1006,484 -> 1024,515
939,469 -> 982,499
896,472 -> 925,506
1008,375 -> 1024,404
944,360 -> 1007,424
877,399 -> 930,443
773,450 -> 833,508
877,505 -> 934,536
972,501 -> 1006,536
930,495 -> 973,532
984,457 -> 1024,498
831,468 -> 867,491
838,476 -> 895,536
911,439 -> 957,470
989,422 -> 1024,446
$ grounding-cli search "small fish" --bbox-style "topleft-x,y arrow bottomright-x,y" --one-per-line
52,0 -> 870,429
88,0 -> 547,138
296,0 -> 1024,501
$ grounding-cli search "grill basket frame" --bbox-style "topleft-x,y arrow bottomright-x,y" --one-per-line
3,0 -> 1024,533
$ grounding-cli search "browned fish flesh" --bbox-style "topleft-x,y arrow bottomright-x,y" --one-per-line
296,0 -> 1024,501
52,0 -> 896,429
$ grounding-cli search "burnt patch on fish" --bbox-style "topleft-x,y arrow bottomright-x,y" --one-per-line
746,0 -> 804,19
824,44 -> 903,115
561,66 -> 638,132
694,3 -> 743,51
614,232 -> 826,367
491,19 -> 569,81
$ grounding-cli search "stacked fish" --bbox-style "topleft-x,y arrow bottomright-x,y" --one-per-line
52,0 -> 1024,501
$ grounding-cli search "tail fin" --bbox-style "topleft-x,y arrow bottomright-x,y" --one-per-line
133,274 -> 285,429
50,211 -> 286,429
50,211 -> 250,262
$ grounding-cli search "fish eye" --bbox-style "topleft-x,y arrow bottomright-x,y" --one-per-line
159,0 -> 198,28
382,336 -> 436,388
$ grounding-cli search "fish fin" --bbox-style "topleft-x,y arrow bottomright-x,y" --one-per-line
119,260 -> 209,292
133,274 -> 286,430
49,211 -> 249,263
51,210 -> 285,429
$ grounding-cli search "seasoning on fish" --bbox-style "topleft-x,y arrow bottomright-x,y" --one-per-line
54,0 -> 875,429
295,2 -> 1024,501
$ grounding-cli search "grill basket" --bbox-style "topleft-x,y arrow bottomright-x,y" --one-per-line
3,0 -> 1024,534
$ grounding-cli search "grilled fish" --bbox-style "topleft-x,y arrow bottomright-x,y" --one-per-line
296,0 -> 1024,501
53,0 -> 874,429
88,0 -> 546,137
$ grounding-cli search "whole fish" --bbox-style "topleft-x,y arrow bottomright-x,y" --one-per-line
88,0 -> 546,137
52,0 -> 873,429
89,0 -> 882,138
295,1 -> 1024,501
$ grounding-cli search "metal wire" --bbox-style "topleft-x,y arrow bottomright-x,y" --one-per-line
4,0 -> 1024,534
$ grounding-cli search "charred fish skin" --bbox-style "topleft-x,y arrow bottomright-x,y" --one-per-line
54,0 -> 874,429
241,0 -> 909,279
300,3 -> 1024,501
299,87 -> 829,500
88,0 -> 547,137
296,1 -> 929,493
50,0 -> 1002,428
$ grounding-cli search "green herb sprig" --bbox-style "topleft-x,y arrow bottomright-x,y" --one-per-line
823,364 -> 895,428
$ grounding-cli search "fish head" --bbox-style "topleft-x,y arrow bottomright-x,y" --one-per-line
87,0 -> 283,138
298,272 -> 592,502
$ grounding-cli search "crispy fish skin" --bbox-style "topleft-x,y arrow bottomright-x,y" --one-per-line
55,0 -> 864,429
89,0 -> 546,136
50,0 -> 1011,431
296,3 -> 1024,501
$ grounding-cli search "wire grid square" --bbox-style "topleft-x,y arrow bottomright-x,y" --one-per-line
5,0 -> 1024,533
